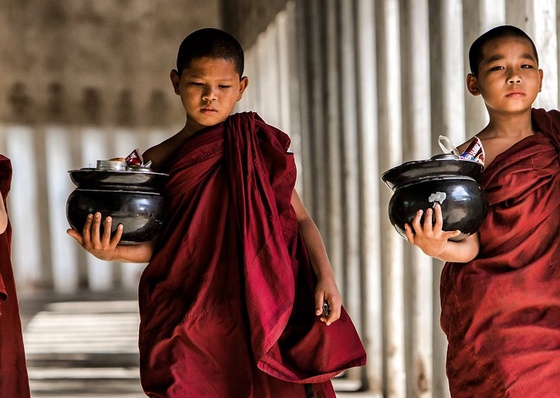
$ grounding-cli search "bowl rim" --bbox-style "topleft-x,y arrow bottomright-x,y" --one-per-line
68,168 -> 169,177
381,157 -> 483,190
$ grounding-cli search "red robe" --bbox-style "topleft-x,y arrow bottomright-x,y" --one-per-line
138,112 -> 366,397
441,108 -> 560,397
0,154 -> 31,397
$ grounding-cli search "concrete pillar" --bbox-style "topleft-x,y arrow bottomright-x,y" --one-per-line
375,0 -> 406,396
401,0 -> 434,396
355,0 -> 383,392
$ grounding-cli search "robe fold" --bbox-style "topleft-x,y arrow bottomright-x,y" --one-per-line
138,112 -> 366,397
0,154 -> 31,397
441,108 -> 560,397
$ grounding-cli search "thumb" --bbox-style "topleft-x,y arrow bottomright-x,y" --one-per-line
67,229 -> 84,245
445,230 -> 462,239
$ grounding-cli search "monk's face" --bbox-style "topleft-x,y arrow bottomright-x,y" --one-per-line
466,36 -> 543,116
171,57 -> 248,132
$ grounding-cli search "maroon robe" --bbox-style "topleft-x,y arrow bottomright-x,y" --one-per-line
0,154 -> 31,397
138,112 -> 366,397
440,108 -> 560,396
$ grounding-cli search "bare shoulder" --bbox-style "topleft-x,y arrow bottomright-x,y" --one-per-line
142,132 -> 184,171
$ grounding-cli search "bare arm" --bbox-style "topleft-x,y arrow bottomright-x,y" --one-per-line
291,189 -> 341,325
0,195 -> 7,234
404,203 -> 480,263
67,212 -> 154,263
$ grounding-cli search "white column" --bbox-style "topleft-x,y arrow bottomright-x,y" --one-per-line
377,0 -> 406,395
356,0 -> 383,391
3,125 -> 43,289
479,0 -> 506,30
531,0 -> 558,109
403,0 -> 434,396
432,2 -> 465,397
325,0 -> 345,305
45,126 -> 80,293
441,0 -> 466,144
279,3 -> 304,193
339,0 -> 362,337
505,0 -> 558,110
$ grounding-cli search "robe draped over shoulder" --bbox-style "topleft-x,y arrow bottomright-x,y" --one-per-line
440,108 -> 560,397
138,112 -> 366,397
0,154 -> 31,397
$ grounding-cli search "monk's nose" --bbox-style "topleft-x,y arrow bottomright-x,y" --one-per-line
202,87 -> 217,102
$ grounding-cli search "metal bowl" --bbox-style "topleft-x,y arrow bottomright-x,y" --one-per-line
381,154 -> 488,241
66,189 -> 166,245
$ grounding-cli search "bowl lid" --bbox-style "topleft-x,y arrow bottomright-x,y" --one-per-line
68,168 -> 169,190
381,153 -> 484,190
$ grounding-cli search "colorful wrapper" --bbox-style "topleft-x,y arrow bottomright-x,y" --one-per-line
460,136 -> 485,166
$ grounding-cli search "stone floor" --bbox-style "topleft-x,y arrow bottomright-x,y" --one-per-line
20,291 -> 377,397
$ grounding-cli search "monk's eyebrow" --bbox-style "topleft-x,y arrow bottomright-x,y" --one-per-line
484,52 -> 536,64
520,53 -> 537,61
484,54 -> 504,64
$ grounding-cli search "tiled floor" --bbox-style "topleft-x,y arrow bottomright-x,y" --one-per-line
21,292 -> 376,397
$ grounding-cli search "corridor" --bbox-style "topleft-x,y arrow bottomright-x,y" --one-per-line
20,292 -> 372,397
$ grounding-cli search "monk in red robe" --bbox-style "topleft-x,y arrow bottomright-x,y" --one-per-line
138,112 -> 366,396
68,28 -> 366,397
404,26 -> 560,396
0,154 -> 31,397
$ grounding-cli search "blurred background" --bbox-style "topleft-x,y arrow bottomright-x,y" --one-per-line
1,0 -> 560,397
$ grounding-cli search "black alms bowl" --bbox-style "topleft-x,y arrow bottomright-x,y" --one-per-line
66,189 -> 166,245
66,169 -> 168,245
381,154 -> 488,241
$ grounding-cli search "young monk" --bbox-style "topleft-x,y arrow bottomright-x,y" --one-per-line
0,154 -> 31,397
68,28 -> 366,397
404,25 -> 560,396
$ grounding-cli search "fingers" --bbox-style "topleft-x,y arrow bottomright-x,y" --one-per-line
410,209 -> 424,233
315,291 -> 341,326
110,223 -> 124,246
82,213 -> 94,243
90,213 -> 103,246
403,223 -> 415,243
101,216 -> 113,242
72,212 -> 121,249
321,296 -> 341,325
432,203 -> 444,230
410,204 -> 447,235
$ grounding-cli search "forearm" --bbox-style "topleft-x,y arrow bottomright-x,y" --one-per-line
298,217 -> 335,278
430,233 -> 480,263
109,241 -> 154,263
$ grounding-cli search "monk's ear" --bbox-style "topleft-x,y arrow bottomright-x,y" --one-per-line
466,73 -> 480,96
170,70 -> 181,95
237,76 -> 249,101
538,68 -> 544,92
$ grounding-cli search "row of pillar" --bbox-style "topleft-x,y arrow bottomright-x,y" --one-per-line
239,0 -> 559,396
